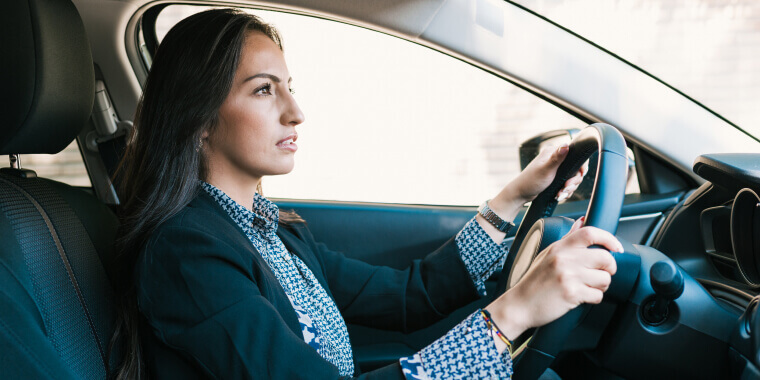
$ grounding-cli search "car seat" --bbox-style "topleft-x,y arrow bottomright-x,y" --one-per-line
0,0 -> 122,378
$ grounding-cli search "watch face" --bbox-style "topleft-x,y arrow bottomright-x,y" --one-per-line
509,228 -> 543,288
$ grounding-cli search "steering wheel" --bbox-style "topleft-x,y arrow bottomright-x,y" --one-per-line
494,123 -> 633,380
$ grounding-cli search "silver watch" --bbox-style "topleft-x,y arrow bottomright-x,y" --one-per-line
478,200 -> 515,233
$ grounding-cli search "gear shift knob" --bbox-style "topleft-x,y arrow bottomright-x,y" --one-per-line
643,261 -> 684,325
651,260 -> 684,300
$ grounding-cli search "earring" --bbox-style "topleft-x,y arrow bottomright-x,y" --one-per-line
196,137 -> 203,152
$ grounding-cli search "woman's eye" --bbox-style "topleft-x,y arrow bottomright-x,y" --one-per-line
254,83 -> 273,95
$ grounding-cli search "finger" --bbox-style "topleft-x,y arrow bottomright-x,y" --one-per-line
580,161 -> 589,177
556,189 -> 571,202
557,245 -> 617,274
580,248 -> 618,275
536,143 -> 558,162
556,173 -> 583,199
559,183 -> 579,195
578,286 -> 605,305
580,268 -> 613,291
565,227 -> 625,254
566,172 -> 584,187
550,143 -> 570,165
567,216 -> 585,235
558,176 -> 580,192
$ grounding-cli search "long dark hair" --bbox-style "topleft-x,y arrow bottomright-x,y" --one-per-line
112,9 -> 296,379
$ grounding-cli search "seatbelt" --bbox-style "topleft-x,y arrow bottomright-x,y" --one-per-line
0,173 -> 110,378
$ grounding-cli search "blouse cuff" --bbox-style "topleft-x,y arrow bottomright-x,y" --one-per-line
399,310 -> 513,379
455,217 -> 509,295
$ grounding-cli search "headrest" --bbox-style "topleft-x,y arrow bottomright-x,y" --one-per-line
0,0 -> 95,155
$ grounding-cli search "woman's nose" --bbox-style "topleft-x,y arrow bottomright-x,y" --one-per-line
282,91 -> 305,127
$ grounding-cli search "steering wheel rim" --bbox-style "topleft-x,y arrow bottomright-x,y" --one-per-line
495,123 -> 629,380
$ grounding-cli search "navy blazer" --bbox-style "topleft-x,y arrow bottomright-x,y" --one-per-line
137,191 -> 481,379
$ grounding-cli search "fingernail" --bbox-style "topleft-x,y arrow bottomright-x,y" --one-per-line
579,216 -> 586,224
557,144 -> 569,155
556,190 -> 569,202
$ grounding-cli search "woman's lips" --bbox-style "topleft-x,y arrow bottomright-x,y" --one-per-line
276,134 -> 298,152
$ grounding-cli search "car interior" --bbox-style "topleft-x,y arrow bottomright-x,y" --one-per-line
2,0 -> 760,379
0,0 -> 121,378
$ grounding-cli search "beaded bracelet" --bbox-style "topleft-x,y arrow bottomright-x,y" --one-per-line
481,309 -> 513,354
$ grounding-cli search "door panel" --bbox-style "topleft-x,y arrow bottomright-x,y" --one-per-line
275,191 -> 685,371
278,191 -> 684,267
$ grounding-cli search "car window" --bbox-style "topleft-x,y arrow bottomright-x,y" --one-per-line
154,5 -> 639,206
1,142 -> 92,187
512,0 -> 760,141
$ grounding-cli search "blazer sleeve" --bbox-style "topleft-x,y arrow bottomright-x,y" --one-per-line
290,224 -> 482,333
136,221 -> 404,380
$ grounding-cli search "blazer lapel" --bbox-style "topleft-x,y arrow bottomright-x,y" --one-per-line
189,191 -> 304,336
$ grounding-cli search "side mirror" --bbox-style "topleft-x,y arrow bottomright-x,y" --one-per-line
519,129 -> 635,201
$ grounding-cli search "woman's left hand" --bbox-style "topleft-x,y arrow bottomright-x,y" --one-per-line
495,144 -> 585,209
478,144 -> 587,242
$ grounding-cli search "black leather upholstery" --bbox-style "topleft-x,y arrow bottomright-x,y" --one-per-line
0,0 -> 121,378
0,0 -> 95,154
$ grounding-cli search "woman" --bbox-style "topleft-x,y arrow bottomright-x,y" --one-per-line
114,8 -> 622,379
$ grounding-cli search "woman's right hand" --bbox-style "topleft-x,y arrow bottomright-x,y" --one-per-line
485,220 -> 623,350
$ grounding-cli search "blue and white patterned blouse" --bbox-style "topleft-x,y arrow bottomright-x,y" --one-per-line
200,182 -> 513,378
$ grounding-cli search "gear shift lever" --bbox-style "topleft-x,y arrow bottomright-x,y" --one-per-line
643,260 -> 684,325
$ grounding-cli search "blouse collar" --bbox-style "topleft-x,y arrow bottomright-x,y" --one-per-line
200,181 -> 279,235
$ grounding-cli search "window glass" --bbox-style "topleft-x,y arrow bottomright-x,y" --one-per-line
155,6 -> 638,205
512,0 -> 760,140
1,141 -> 92,187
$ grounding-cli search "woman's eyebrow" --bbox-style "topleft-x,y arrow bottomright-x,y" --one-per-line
242,73 -> 293,83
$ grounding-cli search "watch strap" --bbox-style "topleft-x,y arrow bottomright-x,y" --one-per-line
478,200 -> 515,233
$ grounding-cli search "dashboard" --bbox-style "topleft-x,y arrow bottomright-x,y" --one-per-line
652,154 -> 760,298
689,154 -> 760,302
641,153 -> 760,378
555,153 -> 760,379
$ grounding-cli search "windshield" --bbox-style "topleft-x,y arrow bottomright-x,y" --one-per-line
513,0 -> 760,140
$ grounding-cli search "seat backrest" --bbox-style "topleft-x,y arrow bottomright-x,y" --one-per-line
0,0 -> 122,378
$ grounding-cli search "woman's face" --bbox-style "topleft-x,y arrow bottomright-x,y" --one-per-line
205,31 -> 305,189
